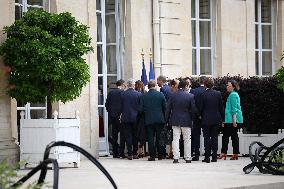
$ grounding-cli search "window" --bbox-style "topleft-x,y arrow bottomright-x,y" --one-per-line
191,0 -> 214,75
255,0 -> 274,76
97,0 -> 121,155
15,0 -> 45,20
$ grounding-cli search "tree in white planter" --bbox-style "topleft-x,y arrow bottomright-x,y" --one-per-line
276,51 -> 284,93
0,10 -> 93,118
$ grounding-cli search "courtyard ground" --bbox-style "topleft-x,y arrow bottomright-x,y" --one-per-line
19,157 -> 284,189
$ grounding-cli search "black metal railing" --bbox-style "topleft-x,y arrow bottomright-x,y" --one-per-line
12,141 -> 117,189
243,138 -> 284,175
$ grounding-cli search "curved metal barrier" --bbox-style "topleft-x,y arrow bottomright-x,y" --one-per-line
12,141 -> 117,189
243,138 -> 284,175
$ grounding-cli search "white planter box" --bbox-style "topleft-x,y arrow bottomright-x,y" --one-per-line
20,111 -> 80,167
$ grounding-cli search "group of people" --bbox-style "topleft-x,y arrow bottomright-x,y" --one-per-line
105,75 -> 243,163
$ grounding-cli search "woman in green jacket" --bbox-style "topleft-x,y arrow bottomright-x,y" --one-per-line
218,80 -> 243,160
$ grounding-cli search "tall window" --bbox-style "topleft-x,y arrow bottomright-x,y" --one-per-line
15,0 -> 45,20
191,0 -> 213,75
255,0 -> 274,76
97,0 -> 121,155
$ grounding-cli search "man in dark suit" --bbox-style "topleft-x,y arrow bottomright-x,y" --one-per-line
157,75 -> 170,158
105,79 -> 125,158
166,79 -> 197,163
140,80 -> 166,161
200,77 -> 224,163
157,75 -> 171,101
190,76 -> 206,161
120,79 -> 142,160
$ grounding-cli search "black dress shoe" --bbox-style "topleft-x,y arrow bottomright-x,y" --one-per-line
148,157 -> 155,161
192,156 -> 199,161
202,159 -> 210,163
185,160 -> 191,163
127,156 -> 133,160
173,159 -> 179,163
158,155 -> 164,160
113,155 -> 120,158
120,154 -> 127,159
211,158 -> 217,162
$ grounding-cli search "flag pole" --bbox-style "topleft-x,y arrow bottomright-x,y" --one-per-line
141,48 -> 145,62
149,48 -> 155,80
149,48 -> 152,63
140,49 -> 148,85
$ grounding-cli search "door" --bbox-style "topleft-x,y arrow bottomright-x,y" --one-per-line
97,0 -> 122,156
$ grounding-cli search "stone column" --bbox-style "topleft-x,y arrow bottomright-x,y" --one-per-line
218,0 -> 255,77
123,0 -> 153,80
153,0 -> 161,77
52,0 -> 98,158
277,0 -> 284,68
159,0 -> 191,78
0,0 -> 19,163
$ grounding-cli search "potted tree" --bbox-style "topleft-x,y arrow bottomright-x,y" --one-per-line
0,10 -> 93,167
276,51 -> 284,93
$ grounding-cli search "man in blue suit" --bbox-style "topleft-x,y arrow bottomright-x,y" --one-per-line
200,77 -> 224,163
157,75 -> 170,158
166,79 -> 197,163
190,76 -> 206,161
120,79 -> 142,160
105,79 -> 125,158
157,75 -> 170,101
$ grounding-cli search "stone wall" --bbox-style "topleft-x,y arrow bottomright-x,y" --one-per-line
218,0 -> 254,77
0,0 -> 19,163
278,0 -> 284,67
159,0 -> 192,78
51,0 -> 98,157
123,0 -> 153,81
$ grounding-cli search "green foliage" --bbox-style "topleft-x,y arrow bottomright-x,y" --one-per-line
277,51 -> 284,93
270,148 -> 284,172
276,66 -> 284,93
0,161 -> 18,189
0,161 -> 44,189
0,10 -> 93,103
191,76 -> 284,134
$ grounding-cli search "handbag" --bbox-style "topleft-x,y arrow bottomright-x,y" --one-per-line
159,126 -> 173,146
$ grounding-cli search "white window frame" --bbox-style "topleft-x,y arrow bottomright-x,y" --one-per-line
255,0 -> 275,76
15,0 -> 46,18
191,0 -> 216,76
97,0 -> 121,156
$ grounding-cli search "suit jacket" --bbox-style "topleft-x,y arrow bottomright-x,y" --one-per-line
166,89 -> 197,127
121,88 -> 142,123
140,89 -> 166,126
191,86 -> 206,115
105,88 -> 123,117
160,84 -> 171,101
200,89 -> 224,126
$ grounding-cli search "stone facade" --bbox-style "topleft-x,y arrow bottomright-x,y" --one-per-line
50,0 -> 98,157
0,0 -> 284,160
0,0 -> 19,163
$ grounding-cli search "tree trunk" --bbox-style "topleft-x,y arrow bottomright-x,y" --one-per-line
47,96 -> 52,119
